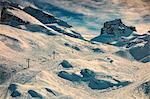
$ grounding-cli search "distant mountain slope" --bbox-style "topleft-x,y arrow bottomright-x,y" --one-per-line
23,6 -> 84,39
0,1 -> 84,39
91,19 -> 136,44
91,19 -> 150,63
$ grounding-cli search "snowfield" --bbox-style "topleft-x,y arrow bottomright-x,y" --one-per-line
0,1 -> 150,99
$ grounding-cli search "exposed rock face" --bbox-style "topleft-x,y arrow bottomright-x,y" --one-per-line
0,1 -> 21,21
1,7 -> 28,26
114,50 -> 134,60
102,19 -> 136,36
129,34 -> 150,62
8,84 -> 21,97
0,5 -> 2,20
58,69 -> 131,90
28,90 -> 43,98
60,60 -> 73,68
23,6 -> 72,28
23,6 -> 84,39
91,19 -> 136,43
0,1 -> 20,10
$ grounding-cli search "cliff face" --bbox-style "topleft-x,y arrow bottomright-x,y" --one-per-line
23,6 -> 72,28
101,19 -> 136,37
23,6 -> 84,39
91,19 -> 136,43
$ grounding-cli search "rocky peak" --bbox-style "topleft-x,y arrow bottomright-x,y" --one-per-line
91,19 -> 149,63
104,19 -> 122,27
91,19 -> 137,43
101,19 -> 136,37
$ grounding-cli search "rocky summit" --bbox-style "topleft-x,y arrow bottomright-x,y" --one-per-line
91,19 -> 136,43
91,19 -> 150,63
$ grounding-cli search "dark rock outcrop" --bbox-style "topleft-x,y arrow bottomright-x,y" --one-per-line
28,90 -> 43,98
45,88 -> 58,96
80,69 -> 96,78
64,43 -> 80,51
91,19 -> 136,43
8,84 -> 21,97
58,71 -> 81,82
60,60 -> 73,68
102,19 -> 136,36
89,79 -> 114,90
23,6 -> 84,39
58,69 -> 131,90
129,34 -> 150,62
92,48 -> 103,53
24,6 -> 72,28
114,50 -> 135,60
1,7 -> 28,26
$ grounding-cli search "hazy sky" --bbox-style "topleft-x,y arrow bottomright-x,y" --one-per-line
8,0 -> 150,38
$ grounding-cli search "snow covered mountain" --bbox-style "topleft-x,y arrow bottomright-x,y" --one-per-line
91,19 -> 136,44
0,1 -> 84,39
91,19 -> 150,63
0,1 -> 149,99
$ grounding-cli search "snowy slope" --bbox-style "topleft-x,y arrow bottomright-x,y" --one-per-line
0,1 -> 84,39
23,6 -> 84,39
0,1 -> 150,99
